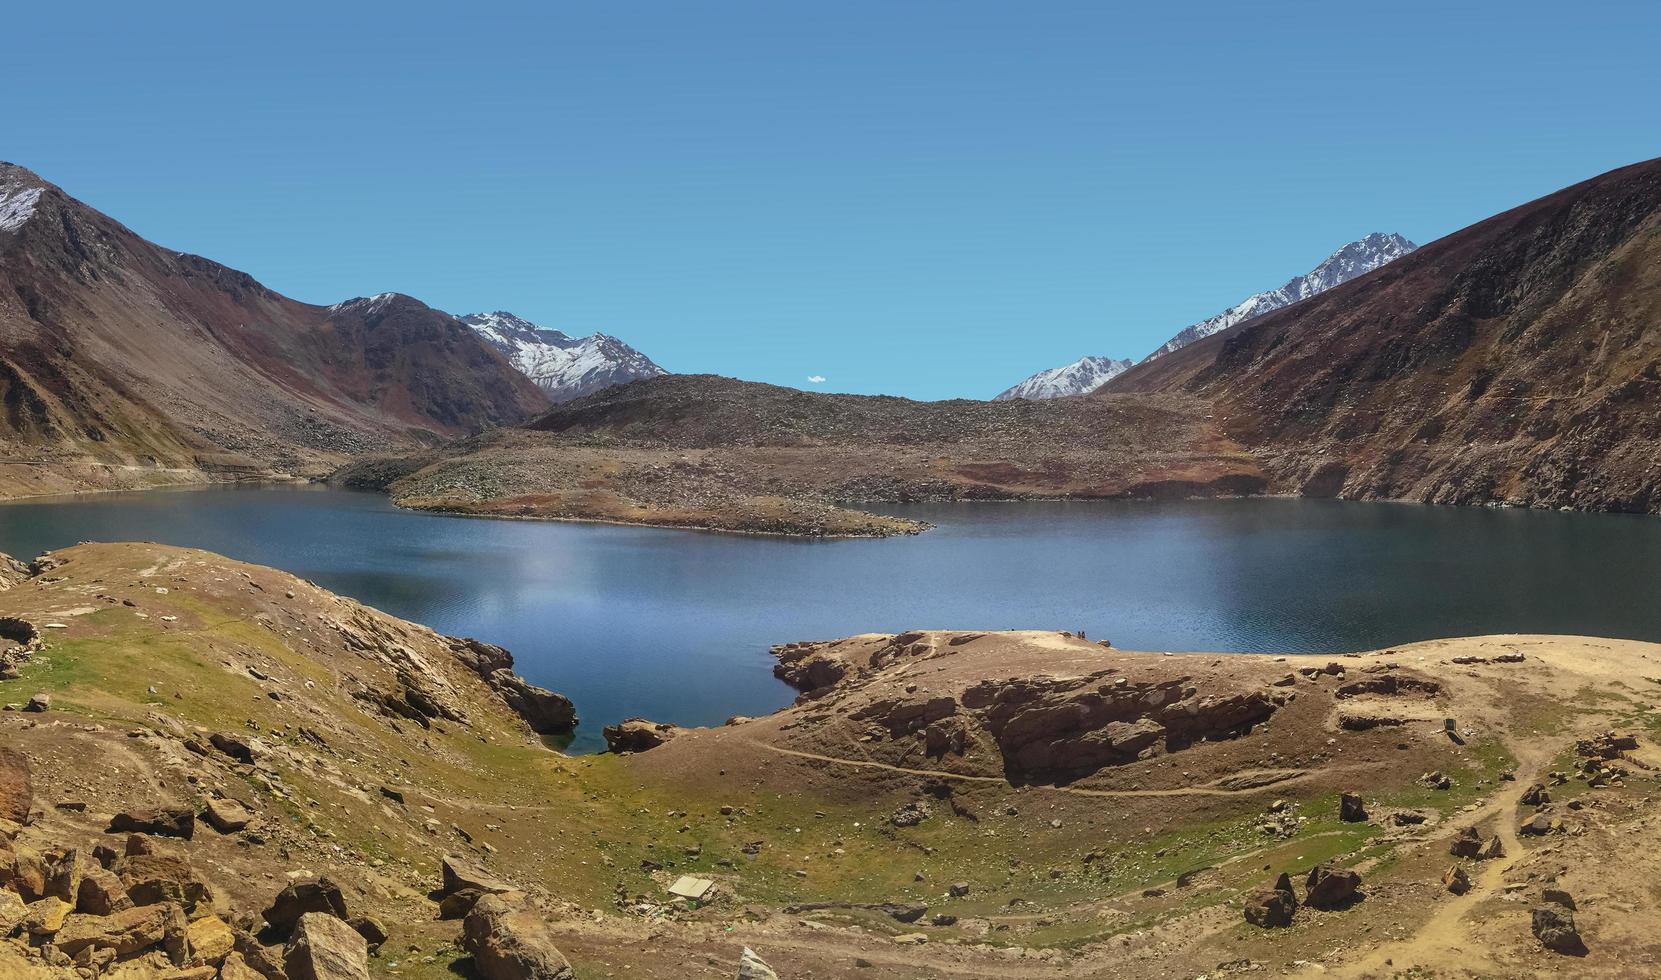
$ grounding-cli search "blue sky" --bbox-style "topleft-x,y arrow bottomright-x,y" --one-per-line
10,2 -> 1660,400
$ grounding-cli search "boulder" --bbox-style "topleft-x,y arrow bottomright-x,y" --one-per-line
441,854 -> 514,897
24,895 -> 71,936
188,913 -> 237,964
737,947 -> 780,980
1243,873 -> 1297,928
461,894 -> 575,979
1542,888 -> 1576,910
284,911 -> 370,980
1519,783 -> 1550,806
0,748 -> 31,824
109,807 -> 195,839
1443,865 -> 1470,895
948,881 -> 970,898
347,915 -> 388,951
1303,865 -> 1361,909
439,888 -> 486,920
76,865 -> 133,915
1520,813 -> 1554,836
24,693 -> 50,712
1339,793 -> 1368,823
53,902 -> 183,958
118,852 -> 212,912
1531,904 -> 1587,955
43,847 -> 89,903
203,798 -> 254,833
0,889 -> 25,932
209,732 -> 257,764
1449,827 -> 1483,858
219,952 -> 266,980
263,877 -> 350,934
3,843 -> 47,900
601,718 -> 681,754
1477,834 -> 1504,860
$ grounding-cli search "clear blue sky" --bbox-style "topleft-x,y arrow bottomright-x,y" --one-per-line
10,2 -> 1659,400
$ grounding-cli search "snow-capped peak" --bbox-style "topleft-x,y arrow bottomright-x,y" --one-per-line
1144,232 -> 1416,361
327,292 -> 405,316
0,172 -> 46,234
456,311 -> 666,403
993,355 -> 1134,401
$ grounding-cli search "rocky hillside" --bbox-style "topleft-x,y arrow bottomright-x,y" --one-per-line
339,374 -> 1264,535
1144,232 -> 1417,361
0,163 -> 547,497
4,542 -> 1660,977
993,356 -> 1133,401
458,311 -> 666,403
1112,157 -> 1661,513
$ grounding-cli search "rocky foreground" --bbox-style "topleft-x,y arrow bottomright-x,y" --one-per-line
2,545 -> 1661,977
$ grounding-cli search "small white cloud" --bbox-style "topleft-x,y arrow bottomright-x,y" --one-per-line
806,375 -> 826,383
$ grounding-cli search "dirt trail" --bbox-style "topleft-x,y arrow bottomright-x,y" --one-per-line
754,741 -> 1372,798
1317,736 -> 1560,978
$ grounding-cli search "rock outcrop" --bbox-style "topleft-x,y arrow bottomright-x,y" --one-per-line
603,718 -> 683,754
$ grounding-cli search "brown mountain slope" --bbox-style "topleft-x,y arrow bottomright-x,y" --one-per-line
342,373 -> 1263,535
0,162 -> 547,494
1109,156 -> 1661,513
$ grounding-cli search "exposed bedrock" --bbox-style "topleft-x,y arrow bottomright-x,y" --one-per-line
774,633 -> 1282,782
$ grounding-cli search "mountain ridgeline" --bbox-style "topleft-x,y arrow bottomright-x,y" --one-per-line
458,311 -> 666,403
0,163 -> 548,493
1111,156 -> 1661,513
998,232 -> 1416,399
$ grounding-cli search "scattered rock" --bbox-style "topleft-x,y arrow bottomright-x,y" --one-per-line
109,807 -> 195,839
737,946 -> 780,980
1339,792 -> 1367,823
441,854 -> 515,897
203,798 -> 253,833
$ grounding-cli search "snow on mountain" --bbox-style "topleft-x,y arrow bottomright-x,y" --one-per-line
1144,232 -> 1416,361
993,355 -> 1134,401
458,311 -> 667,403
0,173 -> 45,234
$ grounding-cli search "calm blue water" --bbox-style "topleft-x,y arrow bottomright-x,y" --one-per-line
1,485 -> 1658,751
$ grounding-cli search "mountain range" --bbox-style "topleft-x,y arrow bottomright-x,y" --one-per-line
1111,159 -> 1661,513
997,232 -> 1417,399
458,311 -> 666,403
993,355 -> 1133,401
5,156 -> 1660,520
0,162 -> 548,493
